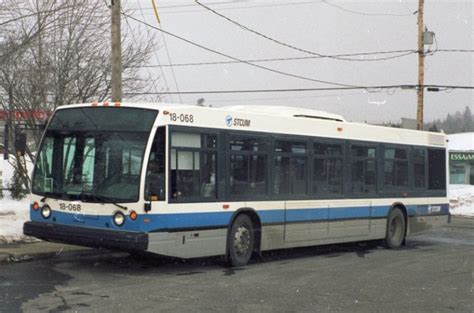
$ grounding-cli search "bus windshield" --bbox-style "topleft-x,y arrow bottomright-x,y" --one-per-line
32,107 -> 158,203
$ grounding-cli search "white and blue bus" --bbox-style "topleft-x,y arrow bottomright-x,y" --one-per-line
24,102 -> 449,266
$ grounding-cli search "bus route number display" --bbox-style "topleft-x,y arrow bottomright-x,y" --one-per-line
169,113 -> 194,124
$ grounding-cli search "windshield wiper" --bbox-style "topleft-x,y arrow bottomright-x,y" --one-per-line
80,194 -> 128,211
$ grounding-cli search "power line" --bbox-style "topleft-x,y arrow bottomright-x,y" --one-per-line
195,0 -> 418,62
131,50 -> 418,68
123,13 -> 359,88
436,49 -> 474,53
123,85 -> 474,95
135,0 -> 172,102
205,91 -> 369,103
134,1 -> 319,15
321,0 -> 415,17
122,10 -> 163,103
150,0 -> 183,103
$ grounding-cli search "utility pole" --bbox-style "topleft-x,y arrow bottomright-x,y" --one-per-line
111,0 -> 122,102
416,0 -> 425,130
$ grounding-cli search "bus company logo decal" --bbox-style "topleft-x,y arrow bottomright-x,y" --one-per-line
428,205 -> 442,214
225,115 -> 251,128
225,115 -> 233,127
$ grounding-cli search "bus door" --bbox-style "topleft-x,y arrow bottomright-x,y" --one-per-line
284,201 -> 329,243
145,127 -> 166,207
328,201 -> 371,238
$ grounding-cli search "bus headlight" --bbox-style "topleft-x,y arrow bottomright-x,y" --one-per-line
113,212 -> 125,227
41,205 -> 52,219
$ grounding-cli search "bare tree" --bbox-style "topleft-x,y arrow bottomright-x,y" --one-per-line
0,0 -> 161,191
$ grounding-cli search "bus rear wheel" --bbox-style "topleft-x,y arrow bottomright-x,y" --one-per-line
385,207 -> 406,249
227,214 -> 254,267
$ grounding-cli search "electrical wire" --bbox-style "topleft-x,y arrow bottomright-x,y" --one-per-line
135,1 -> 319,15
195,0 -> 417,62
320,0 -> 415,17
136,0 -> 173,102
122,11 -> 163,103
123,13 -> 360,88
132,50 -> 418,68
150,0 -> 183,103
123,84 -> 474,96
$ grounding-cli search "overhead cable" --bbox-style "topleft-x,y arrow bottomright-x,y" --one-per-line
123,84 -> 474,95
123,13 -> 360,88
320,0 -> 415,17
195,0 -> 417,62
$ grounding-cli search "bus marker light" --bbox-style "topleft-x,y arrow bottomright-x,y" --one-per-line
92,101 -> 99,106
130,211 -> 138,221
103,101 -> 109,107
144,218 -> 150,223
337,127 -> 343,132
223,204 -> 230,209
113,212 -> 125,226
41,205 -> 52,219
114,102 -> 121,107
163,111 -> 169,115
33,202 -> 40,211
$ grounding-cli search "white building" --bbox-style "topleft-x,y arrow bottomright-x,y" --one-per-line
447,133 -> 474,185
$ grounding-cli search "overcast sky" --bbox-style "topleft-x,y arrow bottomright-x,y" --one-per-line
124,0 -> 473,123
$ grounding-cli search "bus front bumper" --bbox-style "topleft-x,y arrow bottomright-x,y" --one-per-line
23,221 -> 148,252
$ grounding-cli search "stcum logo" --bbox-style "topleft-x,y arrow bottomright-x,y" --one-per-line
225,115 -> 233,127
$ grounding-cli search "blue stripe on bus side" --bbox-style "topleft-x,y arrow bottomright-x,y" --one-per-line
30,203 -> 449,233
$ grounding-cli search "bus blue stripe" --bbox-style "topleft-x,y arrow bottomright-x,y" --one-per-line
30,203 -> 449,232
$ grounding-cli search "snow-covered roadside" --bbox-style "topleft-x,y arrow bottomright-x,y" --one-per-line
0,196 -> 33,244
0,158 -> 36,244
448,184 -> 474,217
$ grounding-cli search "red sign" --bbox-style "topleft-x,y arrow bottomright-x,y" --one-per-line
0,110 -> 50,121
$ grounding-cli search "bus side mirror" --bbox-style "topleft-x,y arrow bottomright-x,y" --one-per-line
15,133 -> 26,156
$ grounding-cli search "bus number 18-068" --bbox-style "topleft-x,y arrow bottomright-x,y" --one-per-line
59,203 -> 82,212
169,113 -> 194,123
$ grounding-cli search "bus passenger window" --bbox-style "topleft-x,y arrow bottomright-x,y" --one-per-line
351,146 -> 377,194
170,131 -> 217,201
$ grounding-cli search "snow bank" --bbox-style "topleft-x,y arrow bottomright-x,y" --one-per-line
0,196 -> 33,244
449,184 -> 474,217
0,158 -> 36,244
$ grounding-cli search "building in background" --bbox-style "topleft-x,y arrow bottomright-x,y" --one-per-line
448,133 -> 474,185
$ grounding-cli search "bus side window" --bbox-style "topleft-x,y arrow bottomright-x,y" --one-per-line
145,127 -> 166,201
170,131 -> 217,201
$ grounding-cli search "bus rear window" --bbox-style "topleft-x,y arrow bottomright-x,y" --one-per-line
428,149 -> 446,190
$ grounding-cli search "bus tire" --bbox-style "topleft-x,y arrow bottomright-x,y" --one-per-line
385,207 -> 406,249
227,214 -> 254,267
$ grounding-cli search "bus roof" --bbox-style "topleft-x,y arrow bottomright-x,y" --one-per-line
54,102 -> 446,148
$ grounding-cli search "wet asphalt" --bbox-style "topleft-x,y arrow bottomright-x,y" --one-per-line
0,220 -> 473,313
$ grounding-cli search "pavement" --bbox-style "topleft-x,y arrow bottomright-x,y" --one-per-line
0,216 -> 472,264
0,241 -> 94,264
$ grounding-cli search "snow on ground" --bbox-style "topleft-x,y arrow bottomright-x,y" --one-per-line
0,195 -> 32,244
0,158 -> 35,244
448,184 -> 474,217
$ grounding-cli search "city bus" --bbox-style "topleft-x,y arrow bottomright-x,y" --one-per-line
24,102 -> 449,266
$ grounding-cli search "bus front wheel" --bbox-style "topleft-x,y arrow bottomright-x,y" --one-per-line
227,214 -> 254,267
385,207 -> 406,249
